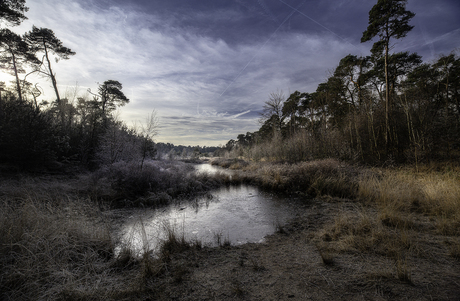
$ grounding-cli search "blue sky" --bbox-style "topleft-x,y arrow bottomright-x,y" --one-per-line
2,0 -> 459,146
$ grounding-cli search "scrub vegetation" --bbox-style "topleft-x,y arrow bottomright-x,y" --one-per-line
1,0 -> 460,300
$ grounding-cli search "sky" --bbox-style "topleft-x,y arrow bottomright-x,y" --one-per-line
2,0 -> 459,146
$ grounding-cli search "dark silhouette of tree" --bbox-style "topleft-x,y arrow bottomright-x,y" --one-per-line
361,0 -> 415,149
0,0 -> 28,27
282,91 -> 310,137
0,28 -> 39,101
97,80 -> 130,114
138,110 -> 158,169
79,80 -> 129,167
333,54 -> 371,108
25,26 -> 75,104
258,114 -> 282,141
259,90 -> 285,134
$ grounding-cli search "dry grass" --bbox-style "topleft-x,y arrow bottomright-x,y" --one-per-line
358,166 -> 460,235
222,158 -> 360,198
314,207 -> 422,285
0,197 -> 119,300
316,245 -> 336,265
309,163 -> 460,286
0,175 -> 205,300
448,239 -> 460,260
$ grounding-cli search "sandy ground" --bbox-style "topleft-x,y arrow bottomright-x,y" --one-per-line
137,197 -> 460,300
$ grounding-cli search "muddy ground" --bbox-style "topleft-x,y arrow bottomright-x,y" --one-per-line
136,196 -> 460,300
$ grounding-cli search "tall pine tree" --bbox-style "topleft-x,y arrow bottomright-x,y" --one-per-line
361,0 -> 415,150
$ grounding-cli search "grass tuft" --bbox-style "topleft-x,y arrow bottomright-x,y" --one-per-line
395,256 -> 412,284
317,245 -> 335,265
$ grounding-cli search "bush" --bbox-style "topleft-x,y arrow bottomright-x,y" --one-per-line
94,161 -> 226,207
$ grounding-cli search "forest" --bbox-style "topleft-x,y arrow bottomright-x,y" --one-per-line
225,35 -> 459,165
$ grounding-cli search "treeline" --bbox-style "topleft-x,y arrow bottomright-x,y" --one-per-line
0,85 -> 158,171
0,1 -> 156,171
155,143 -> 220,160
226,0 -> 460,165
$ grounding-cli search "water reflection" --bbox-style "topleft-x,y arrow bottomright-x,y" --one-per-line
113,165 -> 296,255
194,163 -> 233,176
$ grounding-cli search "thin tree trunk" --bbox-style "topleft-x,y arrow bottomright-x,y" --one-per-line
384,39 -> 390,152
11,51 -> 23,102
43,41 -> 61,104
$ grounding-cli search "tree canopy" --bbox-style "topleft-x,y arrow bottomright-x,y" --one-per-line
0,28 -> 39,101
25,26 -> 76,103
0,0 -> 28,27
97,80 -> 130,114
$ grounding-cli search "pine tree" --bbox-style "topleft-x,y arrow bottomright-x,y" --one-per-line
361,0 -> 415,150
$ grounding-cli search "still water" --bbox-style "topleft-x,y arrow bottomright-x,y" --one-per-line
112,164 -> 297,255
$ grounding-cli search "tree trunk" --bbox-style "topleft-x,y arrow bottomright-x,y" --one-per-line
384,37 -> 390,152
43,41 -> 61,104
11,51 -> 23,102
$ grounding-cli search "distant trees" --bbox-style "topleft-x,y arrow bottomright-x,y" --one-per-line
153,143 -> 219,160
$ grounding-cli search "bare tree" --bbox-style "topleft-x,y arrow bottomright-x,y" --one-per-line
138,110 -> 159,169
259,90 -> 285,132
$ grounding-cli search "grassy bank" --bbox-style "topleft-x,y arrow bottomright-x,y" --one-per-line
0,178 -> 116,300
211,158 -> 362,198
212,158 -> 460,227
213,158 -> 460,282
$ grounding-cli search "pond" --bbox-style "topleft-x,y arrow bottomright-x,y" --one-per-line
111,164 -> 299,255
